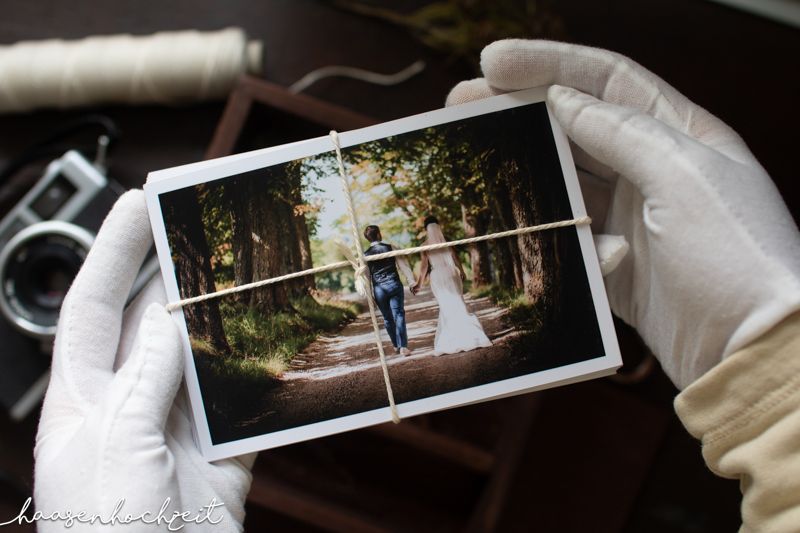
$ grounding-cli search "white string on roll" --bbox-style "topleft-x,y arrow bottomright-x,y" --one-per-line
0,27 -> 263,113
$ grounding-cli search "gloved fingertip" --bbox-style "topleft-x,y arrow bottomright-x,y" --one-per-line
546,83 -> 570,99
445,78 -> 497,107
116,188 -> 146,207
106,190 -> 149,231
480,38 -> 529,66
481,39 -> 564,90
546,84 -> 589,108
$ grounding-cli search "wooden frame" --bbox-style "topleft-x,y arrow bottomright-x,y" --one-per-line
206,75 -> 376,159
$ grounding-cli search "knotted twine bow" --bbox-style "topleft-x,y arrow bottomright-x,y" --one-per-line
166,130 -> 592,424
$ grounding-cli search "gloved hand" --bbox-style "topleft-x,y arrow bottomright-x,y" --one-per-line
34,191 -> 255,531
448,40 -> 800,389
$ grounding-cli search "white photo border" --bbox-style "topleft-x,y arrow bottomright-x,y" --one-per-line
144,86 -> 623,461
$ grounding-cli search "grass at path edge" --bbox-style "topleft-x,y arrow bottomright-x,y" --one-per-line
191,294 -> 360,380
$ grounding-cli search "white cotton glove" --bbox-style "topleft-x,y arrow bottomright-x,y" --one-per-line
447,40 -> 800,389
34,190 -> 255,531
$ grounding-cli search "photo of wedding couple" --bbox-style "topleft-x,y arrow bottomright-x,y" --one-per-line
363,217 -> 492,358
158,100 -> 609,446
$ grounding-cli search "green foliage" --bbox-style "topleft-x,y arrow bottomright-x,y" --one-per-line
197,157 -> 325,289
220,306 -> 304,374
192,293 -> 359,430
292,294 -> 359,330
310,236 -> 356,293
193,341 -> 287,381
300,152 -> 339,238
299,115 -> 526,294
472,284 -> 543,334
194,295 -> 359,379
347,127 -> 466,242
314,269 -> 356,293
196,183 -> 235,287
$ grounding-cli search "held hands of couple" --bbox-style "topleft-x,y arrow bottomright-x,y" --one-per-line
34,191 -> 254,532
447,40 -> 800,389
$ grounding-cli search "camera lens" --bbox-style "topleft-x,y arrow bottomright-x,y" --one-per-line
0,221 -> 94,339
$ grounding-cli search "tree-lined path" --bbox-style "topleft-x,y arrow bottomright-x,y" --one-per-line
162,102 -> 606,444
286,286 -> 517,380
236,288 -> 524,436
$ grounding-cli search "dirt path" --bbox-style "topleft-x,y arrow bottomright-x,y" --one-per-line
222,286 -> 527,439
283,286 -> 517,381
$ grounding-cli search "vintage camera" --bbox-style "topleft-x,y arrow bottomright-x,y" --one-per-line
0,150 -> 125,420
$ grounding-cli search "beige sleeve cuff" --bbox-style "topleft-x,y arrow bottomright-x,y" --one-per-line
674,311 -> 800,532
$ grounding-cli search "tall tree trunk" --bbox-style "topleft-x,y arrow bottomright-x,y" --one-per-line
550,231 -> 563,319
166,186 -> 230,354
491,237 -> 515,288
288,186 -> 315,296
504,158 -> 554,307
284,161 -> 315,296
228,179 -> 254,307
296,215 -> 314,284
516,103 -> 574,321
461,203 -> 492,287
227,176 -> 290,312
491,179 -> 524,290
511,208 -> 546,304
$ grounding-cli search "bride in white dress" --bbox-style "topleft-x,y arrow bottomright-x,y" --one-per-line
413,216 -> 492,355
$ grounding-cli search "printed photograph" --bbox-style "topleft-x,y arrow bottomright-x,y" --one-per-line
158,101 -> 607,445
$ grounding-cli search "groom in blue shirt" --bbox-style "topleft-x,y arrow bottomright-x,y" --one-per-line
363,225 -> 416,356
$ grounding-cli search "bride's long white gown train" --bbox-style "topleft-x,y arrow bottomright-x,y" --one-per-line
425,227 -> 492,355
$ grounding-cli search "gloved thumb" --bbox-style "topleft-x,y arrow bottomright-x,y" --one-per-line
112,303 -> 184,433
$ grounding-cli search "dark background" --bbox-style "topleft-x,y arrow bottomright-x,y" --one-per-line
0,1 -> 797,531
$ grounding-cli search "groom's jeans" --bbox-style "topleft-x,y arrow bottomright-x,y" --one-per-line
373,278 -> 407,349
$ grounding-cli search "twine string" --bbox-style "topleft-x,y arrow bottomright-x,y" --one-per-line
165,260 -> 352,312
165,129 -> 593,426
330,130 -> 401,423
166,216 -> 593,312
